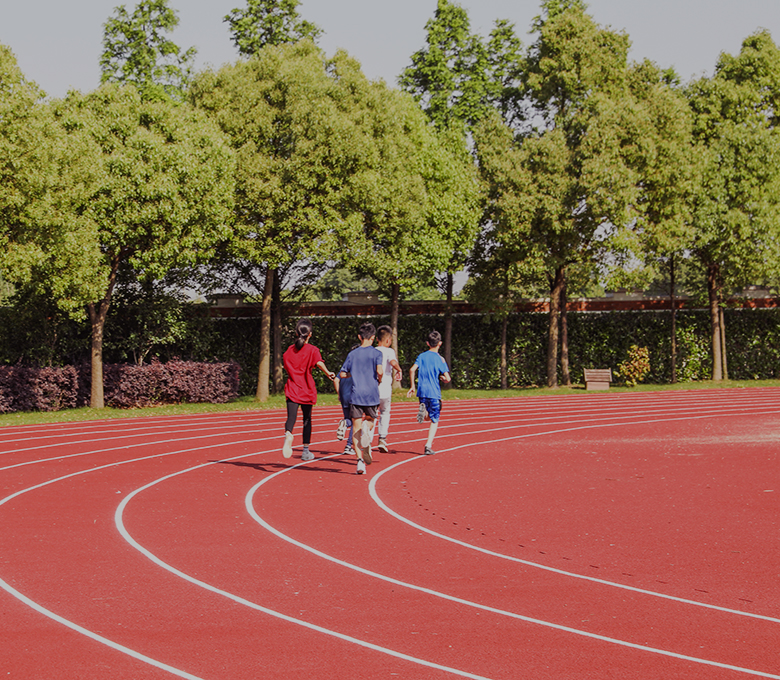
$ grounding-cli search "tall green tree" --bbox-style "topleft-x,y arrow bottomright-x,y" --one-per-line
100,0 -> 196,101
399,0 -> 510,372
685,31 -> 780,380
607,62 -> 695,383
476,0 -> 644,388
224,0 -> 321,56
0,45 -> 49,272
190,41 -> 374,401
4,84 -> 235,408
341,86 -> 482,357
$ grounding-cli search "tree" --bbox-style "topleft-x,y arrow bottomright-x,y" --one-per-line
476,1 -> 645,388
399,0 -> 509,374
0,45 -> 52,276
607,62 -> 695,383
100,0 -> 196,101
224,0 -> 321,56
344,91 -> 482,360
4,84 -> 235,408
685,31 -> 780,380
190,42 -> 376,401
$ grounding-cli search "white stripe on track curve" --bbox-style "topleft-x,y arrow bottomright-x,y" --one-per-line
241,451 -> 780,678
370,407 -> 780,625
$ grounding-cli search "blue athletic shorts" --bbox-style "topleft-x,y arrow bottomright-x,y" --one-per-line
420,397 -> 442,423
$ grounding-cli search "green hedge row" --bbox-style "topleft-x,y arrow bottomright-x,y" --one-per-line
3,306 -> 780,396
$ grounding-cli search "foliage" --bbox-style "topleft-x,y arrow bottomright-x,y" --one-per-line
3,83 -> 236,408
615,344 -> 651,386
97,359 -> 240,408
399,0 -> 522,130
0,365 -> 78,413
224,0 -> 321,56
100,0 -> 196,102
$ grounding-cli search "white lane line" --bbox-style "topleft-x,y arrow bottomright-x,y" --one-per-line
243,456 -> 780,678
0,439 -> 262,680
0,578 -> 206,680
0,427 -> 276,472
370,408 -> 780,625
115,455 -> 495,680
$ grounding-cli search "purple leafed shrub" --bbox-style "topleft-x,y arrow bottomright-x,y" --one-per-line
0,365 -> 79,413
93,359 -> 240,409
0,361 -> 239,413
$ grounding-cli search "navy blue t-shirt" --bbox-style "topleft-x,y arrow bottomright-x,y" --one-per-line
341,345 -> 382,406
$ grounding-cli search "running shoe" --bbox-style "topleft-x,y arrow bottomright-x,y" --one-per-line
336,419 -> 347,441
423,446 -> 436,456
356,459 -> 366,475
416,402 -> 428,423
301,448 -> 314,462
378,439 -> 389,454
343,444 -> 354,455
282,431 -> 294,459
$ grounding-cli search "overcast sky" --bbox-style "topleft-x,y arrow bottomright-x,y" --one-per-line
3,1 -> 780,99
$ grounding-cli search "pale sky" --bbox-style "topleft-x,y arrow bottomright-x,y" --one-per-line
2,1 -> 780,99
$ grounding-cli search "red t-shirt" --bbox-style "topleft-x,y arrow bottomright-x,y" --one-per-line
283,342 -> 323,405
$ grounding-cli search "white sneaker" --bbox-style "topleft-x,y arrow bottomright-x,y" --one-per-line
336,419 -> 347,441
301,448 -> 314,462
356,459 -> 366,475
378,439 -> 389,454
343,445 -> 354,455
282,431 -> 294,459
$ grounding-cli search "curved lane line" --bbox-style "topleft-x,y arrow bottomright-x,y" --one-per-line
115,456 -> 495,680
0,439 -> 262,680
242,456 -> 780,677
370,409 -> 780,625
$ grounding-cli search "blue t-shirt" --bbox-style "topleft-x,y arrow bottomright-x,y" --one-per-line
415,350 -> 449,400
341,345 -> 382,406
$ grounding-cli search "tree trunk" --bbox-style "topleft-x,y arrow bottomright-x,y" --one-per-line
547,266 -> 565,388
390,282 -> 401,389
720,306 -> 728,381
707,263 -> 723,381
500,315 -> 508,389
560,272 -> 570,386
272,268 -> 284,394
87,255 -> 122,409
256,267 -> 274,402
443,272 -> 453,389
670,255 -> 677,384
88,300 -> 110,410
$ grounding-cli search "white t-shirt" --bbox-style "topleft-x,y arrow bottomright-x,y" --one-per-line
377,346 -> 397,399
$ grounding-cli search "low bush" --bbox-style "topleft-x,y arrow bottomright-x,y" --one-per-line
0,365 -> 79,413
0,360 -> 239,413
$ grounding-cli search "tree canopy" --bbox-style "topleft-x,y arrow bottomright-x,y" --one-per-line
100,0 -> 196,101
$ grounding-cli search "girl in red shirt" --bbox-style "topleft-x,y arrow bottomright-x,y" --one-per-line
282,319 -> 335,461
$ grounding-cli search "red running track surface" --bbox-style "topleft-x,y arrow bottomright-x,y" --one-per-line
1,388 -> 778,679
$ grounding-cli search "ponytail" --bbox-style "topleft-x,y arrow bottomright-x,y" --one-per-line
294,319 -> 313,350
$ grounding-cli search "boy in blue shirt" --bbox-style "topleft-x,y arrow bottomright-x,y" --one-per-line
406,330 -> 451,456
339,323 -> 383,474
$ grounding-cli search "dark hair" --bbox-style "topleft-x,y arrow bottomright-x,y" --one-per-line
427,330 -> 442,347
377,325 -> 392,343
359,322 -> 376,340
295,318 -> 313,350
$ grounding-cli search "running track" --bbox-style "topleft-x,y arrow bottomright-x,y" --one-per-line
1,388 -> 778,679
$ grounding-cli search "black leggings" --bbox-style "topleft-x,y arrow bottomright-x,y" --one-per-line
285,401 -> 313,445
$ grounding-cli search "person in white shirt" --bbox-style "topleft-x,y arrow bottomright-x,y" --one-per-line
374,325 -> 403,453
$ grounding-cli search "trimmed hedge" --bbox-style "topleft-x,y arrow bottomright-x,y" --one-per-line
0,365 -> 78,413
0,360 -> 240,413
4,305 -> 780,402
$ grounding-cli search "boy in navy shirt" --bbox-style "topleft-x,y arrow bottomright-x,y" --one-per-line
339,323 -> 383,474
406,330 -> 451,456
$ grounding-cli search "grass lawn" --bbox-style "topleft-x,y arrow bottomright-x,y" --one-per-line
1,378 -> 779,429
